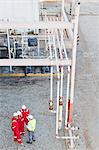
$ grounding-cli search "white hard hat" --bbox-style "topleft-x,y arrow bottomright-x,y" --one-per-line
21,105 -> 26,109
28,115 -> 33,120
13,112 -> 18,117
17,111 -> 22,116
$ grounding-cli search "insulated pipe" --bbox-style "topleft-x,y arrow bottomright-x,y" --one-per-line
21,34 -> 24,58
68,124 -> 74,148
69,2 -> 72,16
38,39 -> 40,56
69,1 -> 80,123
56,135 -> 79,140
55,28 -> 63,130
53,35 -> 60,136
62,0 -> 65,21
58,65 -> 64,130
62,35 -> 71,127
48,30 -> 54,111
65,66 -> 70,127
49,66 -> 54,110
14,41 -> 17,58
7,29 -> 12,72
52,16 -> 64,130
47,17 -> 56,113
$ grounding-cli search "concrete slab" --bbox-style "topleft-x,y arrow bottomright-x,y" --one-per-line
74,2 -> 99,150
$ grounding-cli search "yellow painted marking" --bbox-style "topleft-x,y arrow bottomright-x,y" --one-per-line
0,73 -> 64,77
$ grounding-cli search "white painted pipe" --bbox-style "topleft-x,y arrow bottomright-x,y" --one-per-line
47,19 -> 54,112
53,35 -> 60,136
68,124 -> 75,148
7,29 -> 12,72
56,135 -> 79,140
21,34 -> 24,58
70,0 -> 80,103
65,66 -> 70,126
14,41 -> 17,58
55,28 -> 63,130
58,66 -> 64,130
65,126 -> 79,131
53,16 -> 64,130
69,0 -> 80,123
61,33 -> 71,127
50,110 -> 56,114
38,39 -> 40,56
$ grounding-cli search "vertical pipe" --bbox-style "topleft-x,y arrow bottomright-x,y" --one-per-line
56,28 -> 63,130
70,2 -> 72,16
49,66 -> 54,110
68,1 -> 80,123
7,29 -> 12,72
62,0 -> 64,21
48,33 -> 54,111
45,10 -> 47,53
47,18 -> 56,113
68,124 -> 74,149
53,35 -> 60,136
14,41 -> 16,58
62,36 -> 71,127
21,34 -> 24,58
58,65 -> 63,130
65,66 -> 70,127
38,39 -> 40,56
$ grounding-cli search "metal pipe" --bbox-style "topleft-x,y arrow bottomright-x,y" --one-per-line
0,21 -> 73,29
0,58 -> 71,67
21,34 -> 24,58
14,41 -> 17,58
53,35 -> 60,136
38,39 -> 40,56
47,17 -> 55,113
55,28 -> 63,130
62,34 -> 71,127
56,135 -> 79,140
49,33 -> 54,111
65,66 -> 70,127
7,29 -> 12,72
62,8 -> 73,40
51,16 -> 64,130
68,124 -> 74,148
69,1 -> 80,123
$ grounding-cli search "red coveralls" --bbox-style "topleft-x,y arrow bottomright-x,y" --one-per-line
21,108 -> 30,125
17,115 -> 25,135
11,117 -> 23,144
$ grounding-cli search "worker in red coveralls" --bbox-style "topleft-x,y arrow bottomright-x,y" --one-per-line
17,111 -> 25,135
11,112 -> 23,145
21,105 -> 30,125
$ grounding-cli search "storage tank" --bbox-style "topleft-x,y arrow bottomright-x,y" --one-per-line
0,0 -> 39,23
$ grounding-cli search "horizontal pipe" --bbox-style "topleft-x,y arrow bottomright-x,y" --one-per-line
50,110 -> 56,114
56,135 -> 79,140
0,21 -> 73,29
65,126 -> 79,131
0,59 -> 71,66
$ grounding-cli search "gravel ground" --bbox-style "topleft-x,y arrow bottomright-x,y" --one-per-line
0,2 -> 99,150
0,77 -> 67,150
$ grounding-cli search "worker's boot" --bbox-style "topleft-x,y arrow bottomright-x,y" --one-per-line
26,141 -> 32,144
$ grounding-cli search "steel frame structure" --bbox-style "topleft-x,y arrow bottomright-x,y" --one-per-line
0,0 -> 80,148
